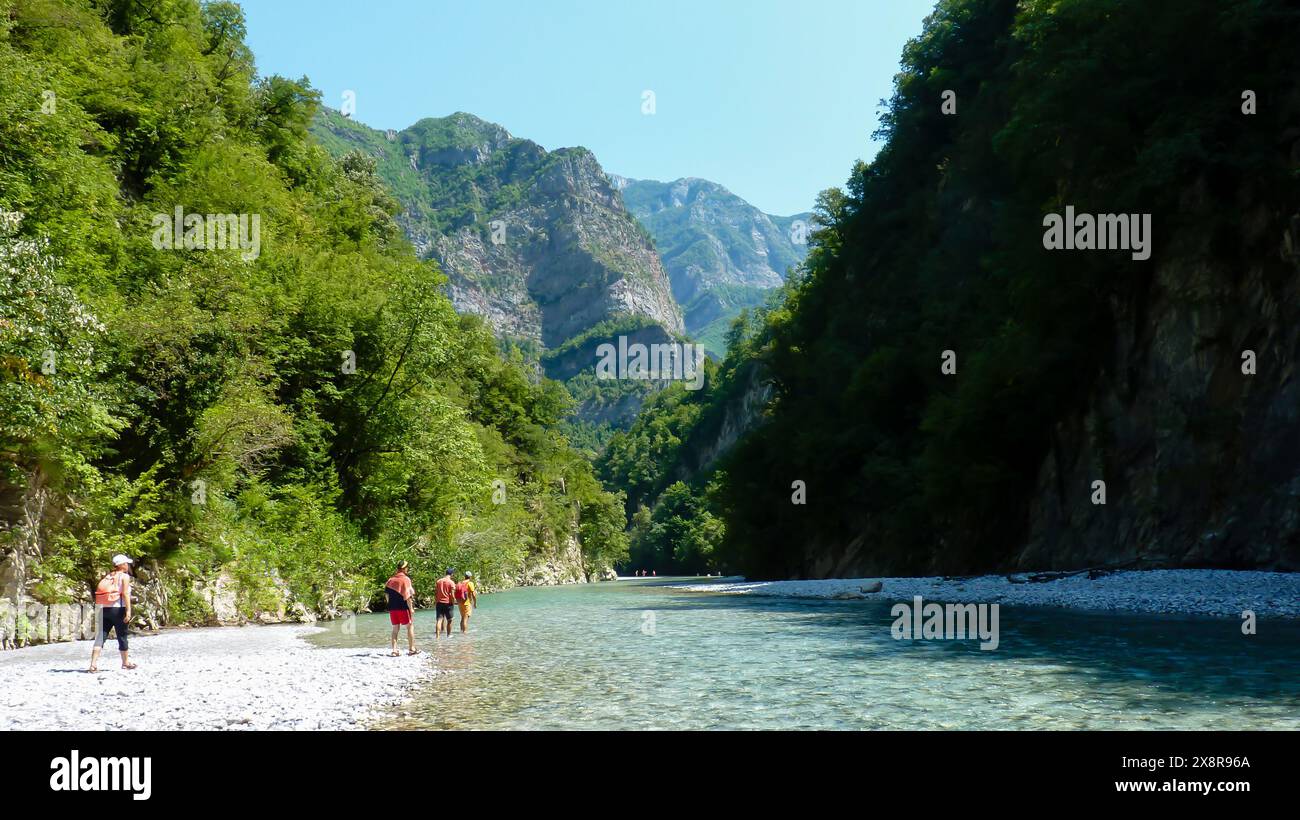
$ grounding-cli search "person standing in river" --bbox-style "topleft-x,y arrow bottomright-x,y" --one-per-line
385,561 -> 419,656
434,568 -> 456,638
89,554 -> 136,673
456,571 -> 478,633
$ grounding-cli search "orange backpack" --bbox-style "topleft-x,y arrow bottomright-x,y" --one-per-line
94,572 -> 123,606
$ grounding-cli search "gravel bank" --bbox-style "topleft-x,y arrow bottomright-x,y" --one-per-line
0,624 -> 434,730
671,569 -> 1300,618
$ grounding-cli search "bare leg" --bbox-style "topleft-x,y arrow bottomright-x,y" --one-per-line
406,623 -> 417,654
120,649 -> 135,669
89,647 -> 100,673
390,624 -> 400,656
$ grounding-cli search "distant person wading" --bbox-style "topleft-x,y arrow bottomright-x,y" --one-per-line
385,561 -> 419,656
456,571 -> 478,633
89,555 -> 137,673
435,568 -> 456,638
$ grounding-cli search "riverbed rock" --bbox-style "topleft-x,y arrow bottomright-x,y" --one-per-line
195,571 -> 241,624
860,581 -> 883,594
289,602 -> 316,624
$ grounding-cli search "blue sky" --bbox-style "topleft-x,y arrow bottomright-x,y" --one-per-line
239,0 -> 934,216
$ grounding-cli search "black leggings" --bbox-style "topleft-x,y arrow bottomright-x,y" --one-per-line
94,606 -> 128,651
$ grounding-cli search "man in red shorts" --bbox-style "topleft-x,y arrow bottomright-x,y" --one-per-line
385,561 -> 419,656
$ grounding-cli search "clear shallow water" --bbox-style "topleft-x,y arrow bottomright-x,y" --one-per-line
308,578 -> 1300,730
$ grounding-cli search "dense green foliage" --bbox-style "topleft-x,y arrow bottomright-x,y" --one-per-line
603,0 -> 1300,577
626,480 -> 724,574
0,0 -> 625,620
598,298 -> 779,571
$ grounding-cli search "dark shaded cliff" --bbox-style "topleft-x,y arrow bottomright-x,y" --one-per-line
602,0 -> 1300,579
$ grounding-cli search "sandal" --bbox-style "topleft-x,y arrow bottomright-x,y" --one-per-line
122,662 -> 138,670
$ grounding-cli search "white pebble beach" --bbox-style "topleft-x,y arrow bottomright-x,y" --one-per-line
0,624 -> 434,731
671,569 -> 1300,618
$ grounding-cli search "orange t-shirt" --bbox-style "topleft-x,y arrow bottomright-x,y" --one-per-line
435,576 -> 455,604
385,573 -> 414,609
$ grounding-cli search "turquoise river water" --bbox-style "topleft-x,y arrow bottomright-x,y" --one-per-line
307,578 -> 1300,730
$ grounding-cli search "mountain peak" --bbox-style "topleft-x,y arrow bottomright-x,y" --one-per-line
618,176 -> 813,354
402,112 -> 514,154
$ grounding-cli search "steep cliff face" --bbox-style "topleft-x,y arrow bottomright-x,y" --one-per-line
519,531 -> 613,585
312,111 -> 683,356
616,176 -> 811,354
789,191 -> 1300,579
670,361 -> 773,481
1017,189 -> 1300,572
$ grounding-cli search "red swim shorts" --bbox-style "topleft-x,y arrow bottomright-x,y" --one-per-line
389,609 -> 412,625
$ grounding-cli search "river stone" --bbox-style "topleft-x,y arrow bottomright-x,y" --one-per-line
860,581 -> 883,594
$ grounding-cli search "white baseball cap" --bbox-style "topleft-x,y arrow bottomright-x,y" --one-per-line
111,554 -> 133,567
464,571 -> 473,578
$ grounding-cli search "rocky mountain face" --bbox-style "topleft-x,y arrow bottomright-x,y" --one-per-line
797,200 -> 1300,577
614,176 -> 811,354
312,110 -> 682,360
1013,186 -> 1300,572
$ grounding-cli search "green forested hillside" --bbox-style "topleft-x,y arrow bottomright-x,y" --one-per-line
310,108 -> 689,453
602,0 -> 1300,578
0,0 -> 626,621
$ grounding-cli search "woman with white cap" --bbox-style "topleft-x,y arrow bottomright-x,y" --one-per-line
89,554 -> 137,672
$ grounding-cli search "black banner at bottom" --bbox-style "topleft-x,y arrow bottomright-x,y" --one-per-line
9,730 -> 1286,808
